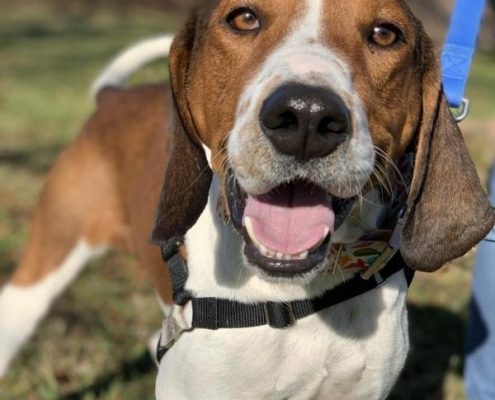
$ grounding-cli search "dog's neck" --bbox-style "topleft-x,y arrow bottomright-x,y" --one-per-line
183,171 -> 387,303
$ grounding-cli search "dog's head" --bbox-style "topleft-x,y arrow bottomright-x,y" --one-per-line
153,0 -> 494,278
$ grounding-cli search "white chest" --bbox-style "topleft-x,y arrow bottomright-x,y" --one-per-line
156,271 -> 409,400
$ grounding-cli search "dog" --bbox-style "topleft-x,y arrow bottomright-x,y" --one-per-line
1,0 -> 494,399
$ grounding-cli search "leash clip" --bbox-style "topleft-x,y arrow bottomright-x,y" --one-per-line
452,98 -> 470,122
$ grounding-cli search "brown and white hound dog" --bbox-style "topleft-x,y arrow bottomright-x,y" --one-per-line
1,0 -> 494,398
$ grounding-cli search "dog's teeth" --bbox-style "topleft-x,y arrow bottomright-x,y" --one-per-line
259,244 -> 268,256
244,217 -> 260,246
298,251 -> 309,260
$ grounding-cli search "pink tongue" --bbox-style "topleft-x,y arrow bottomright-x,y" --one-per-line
244,184 -> 335,255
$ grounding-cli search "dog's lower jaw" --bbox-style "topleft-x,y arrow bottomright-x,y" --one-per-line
155,176 -> 410,400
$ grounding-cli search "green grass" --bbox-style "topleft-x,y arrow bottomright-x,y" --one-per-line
0,2 -> 176,150
468,51 -> 495,120
0,3 -> 176,399
0,3 -> 494,399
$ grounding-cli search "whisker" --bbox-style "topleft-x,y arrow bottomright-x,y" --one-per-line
373,146 -> 407,190
373,163 -> 393,195
371,168 -> 392,197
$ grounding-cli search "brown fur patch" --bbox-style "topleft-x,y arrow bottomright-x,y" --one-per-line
152,0 -> 494,270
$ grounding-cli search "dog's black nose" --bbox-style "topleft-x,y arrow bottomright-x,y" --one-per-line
260,83 -> 351,160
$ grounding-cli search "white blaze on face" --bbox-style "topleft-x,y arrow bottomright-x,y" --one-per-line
303,0 -> 323,40
228,0 -> 375,197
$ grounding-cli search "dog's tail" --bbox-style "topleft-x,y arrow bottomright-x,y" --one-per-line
90,34 -> 175,101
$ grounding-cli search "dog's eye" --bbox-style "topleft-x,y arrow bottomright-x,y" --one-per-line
227,8 -> 261,33
369,23 -> 403,48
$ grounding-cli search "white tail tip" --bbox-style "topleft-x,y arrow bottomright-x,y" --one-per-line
90,34 -> 175,102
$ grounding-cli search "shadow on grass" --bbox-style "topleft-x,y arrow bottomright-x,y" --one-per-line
391,304 -> 466,400
0,144 -> 64,173
58,350 -> 156,400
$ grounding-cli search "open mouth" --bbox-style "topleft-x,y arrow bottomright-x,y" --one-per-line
227,172 -> 354,277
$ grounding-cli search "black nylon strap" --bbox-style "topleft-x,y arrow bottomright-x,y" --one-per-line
161,238 -> 192,306
190,251 -> 411,330
162,239 -> 413,331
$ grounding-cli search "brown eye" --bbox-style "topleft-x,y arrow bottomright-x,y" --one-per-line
369,24 -> 403,48
227,8 -> 261,32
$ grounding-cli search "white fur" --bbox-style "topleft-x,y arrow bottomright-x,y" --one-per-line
304,0 -> 323,39
0,240 -> 104,377
90,35 -> 174,101
156,178 -> 409,400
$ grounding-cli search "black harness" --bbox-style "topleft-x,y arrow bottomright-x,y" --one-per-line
157,238 -> 414,363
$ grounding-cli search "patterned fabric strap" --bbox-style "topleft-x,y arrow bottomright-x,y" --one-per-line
333,151 -> 415,273
329,240 -> 390,272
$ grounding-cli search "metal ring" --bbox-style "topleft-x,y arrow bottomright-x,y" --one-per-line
452,98 -> 470,122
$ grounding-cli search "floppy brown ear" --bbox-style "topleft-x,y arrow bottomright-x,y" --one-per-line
152,14 -> 212,244
400,32 -> 495,272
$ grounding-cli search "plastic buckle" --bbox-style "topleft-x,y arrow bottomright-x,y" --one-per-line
156,305 -> 193,364
264,302 -> 296,329
452,98 -> 470,122
361,247 -> 397,280
156,321 -> 184,363
156,332 -> 175,364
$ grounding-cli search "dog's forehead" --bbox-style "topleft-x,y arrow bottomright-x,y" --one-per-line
198,0 -> 415,29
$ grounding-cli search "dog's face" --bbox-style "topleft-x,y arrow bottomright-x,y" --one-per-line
153,0 -> 494,279
189,0 -> 420,189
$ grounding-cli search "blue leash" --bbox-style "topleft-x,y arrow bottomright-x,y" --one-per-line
486,164 -> 495,243
442,0 -> 486,120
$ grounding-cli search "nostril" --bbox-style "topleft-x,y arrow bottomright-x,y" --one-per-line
318,116 -> 349,135
261,109 -> 298,130
278,112 -> 298,130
